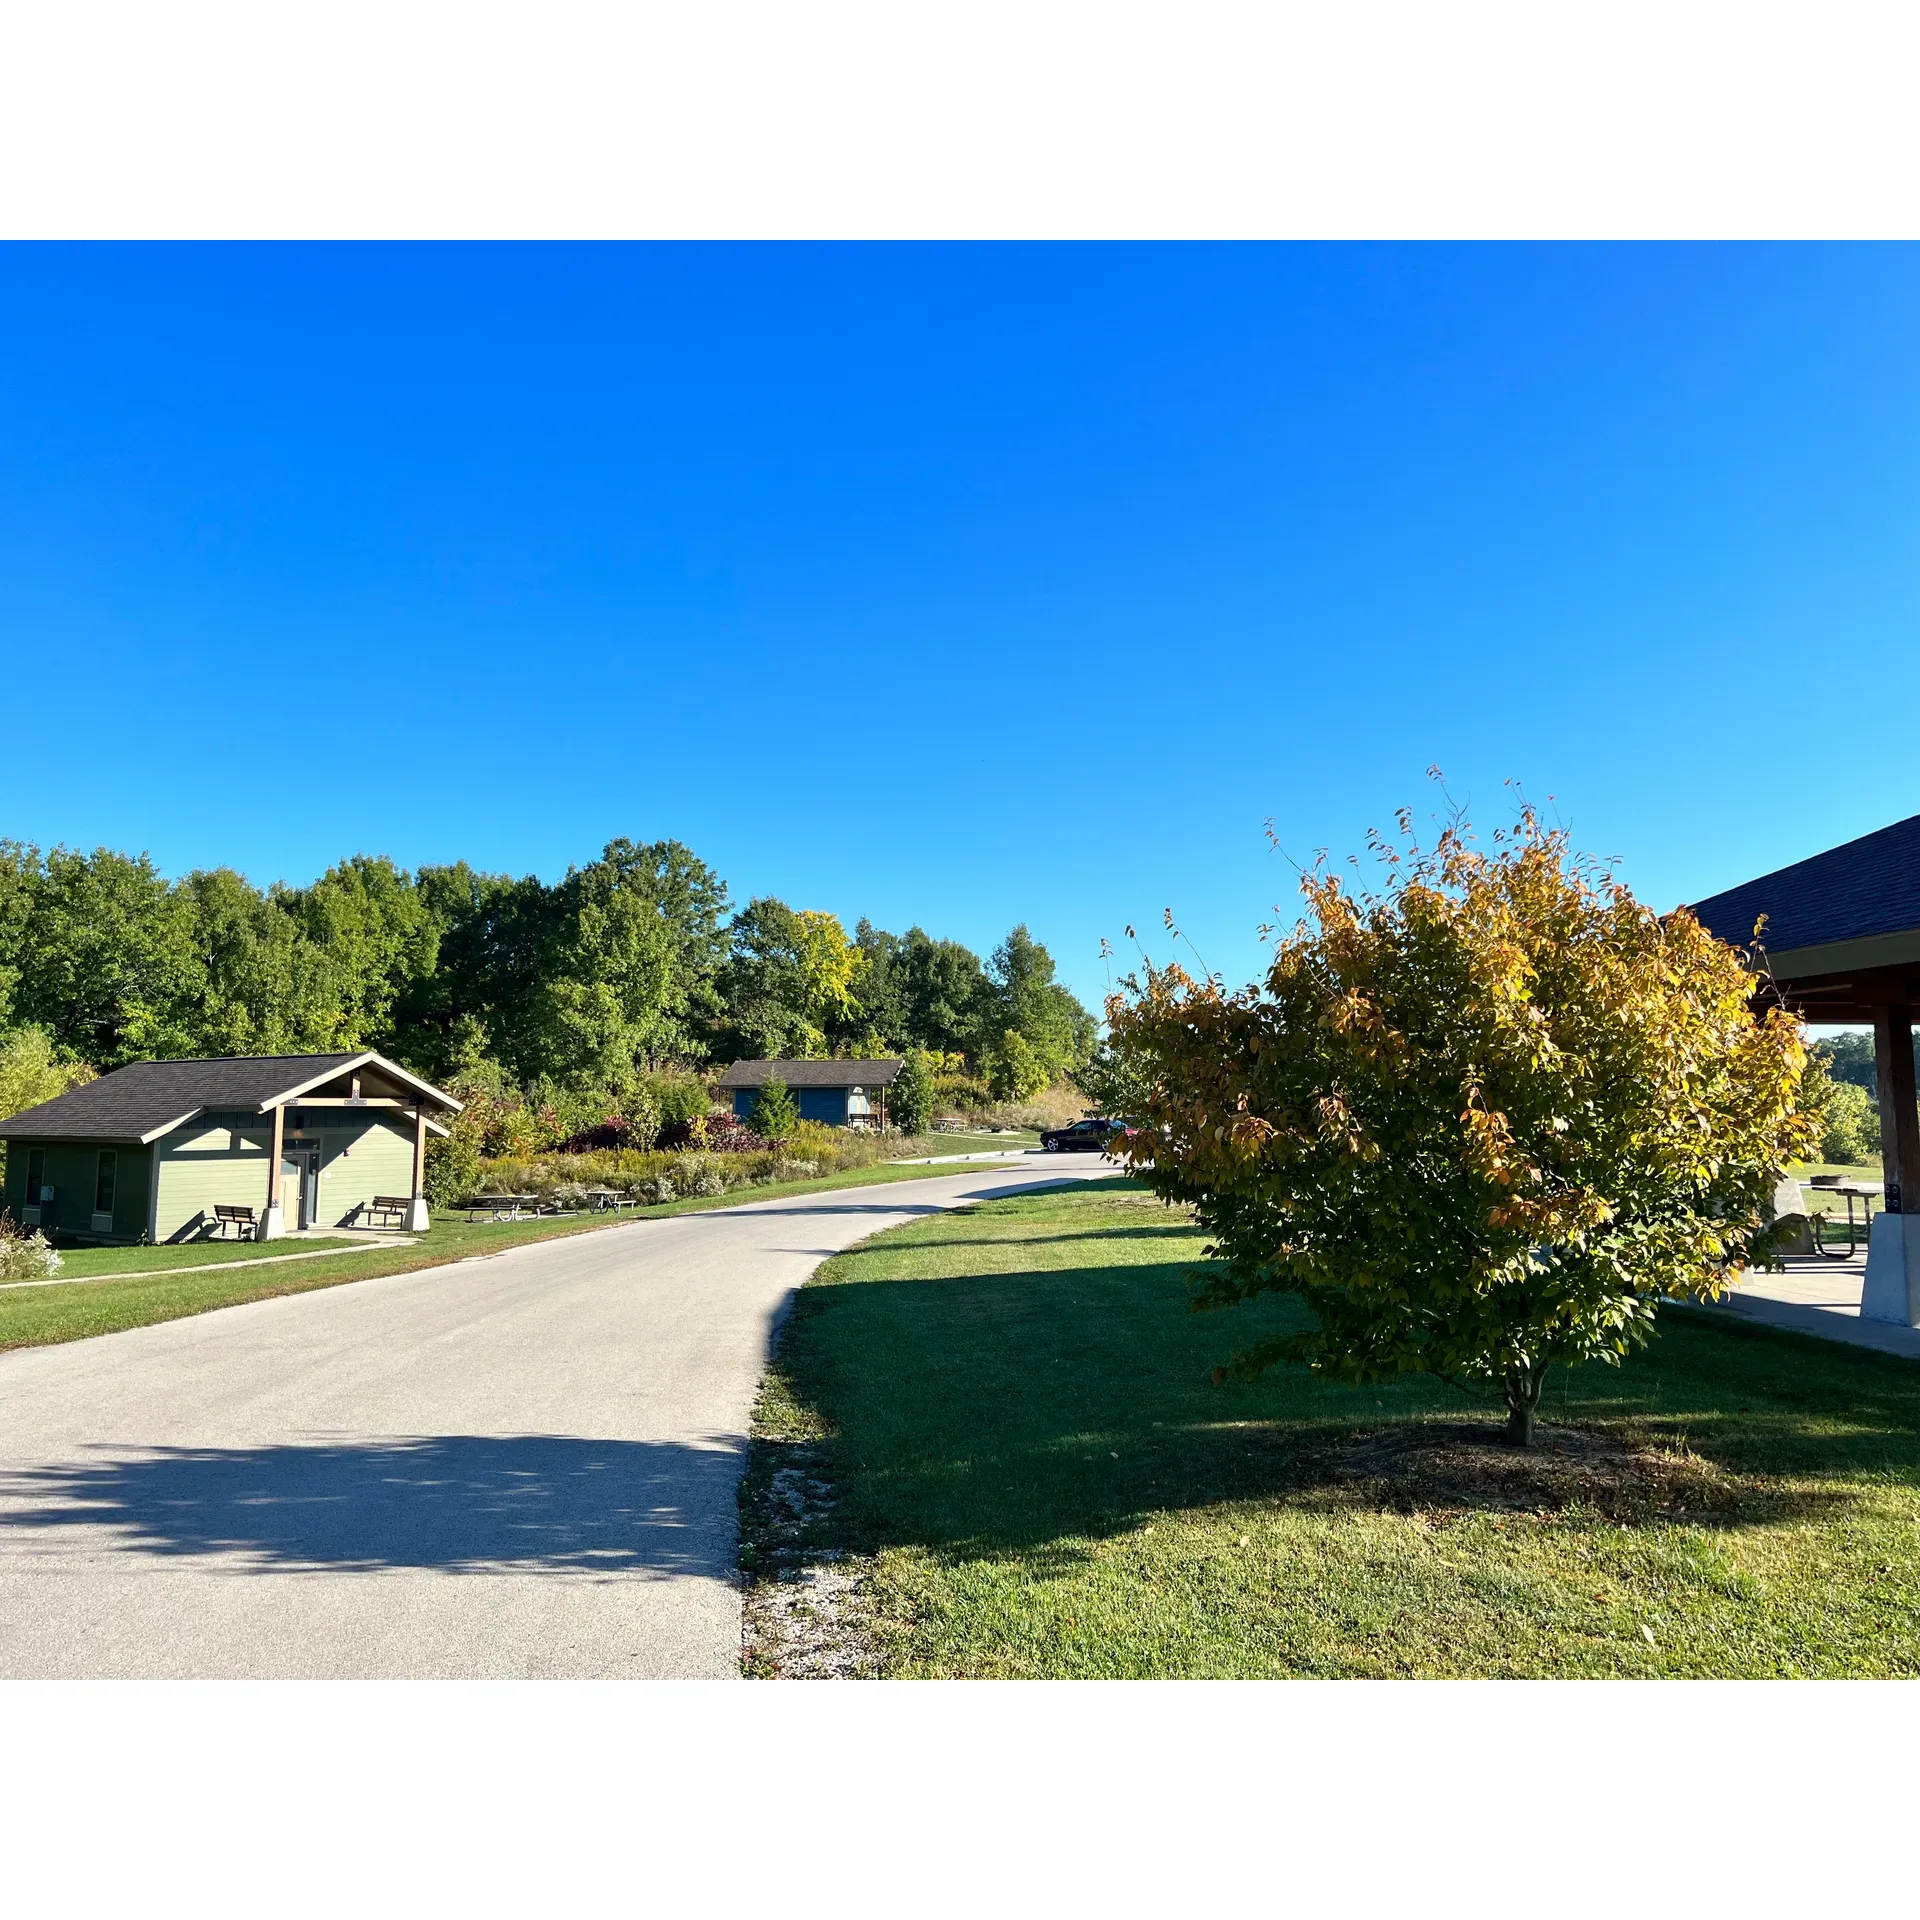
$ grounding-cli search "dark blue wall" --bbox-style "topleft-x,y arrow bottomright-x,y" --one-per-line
734,1086 -> 852,1127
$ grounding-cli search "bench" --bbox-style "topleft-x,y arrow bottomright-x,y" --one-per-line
211,1204 -> 256,1239
362,1195 -> 413,1229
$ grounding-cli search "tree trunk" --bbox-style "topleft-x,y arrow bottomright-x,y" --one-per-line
1503,1362 -> 1546,1448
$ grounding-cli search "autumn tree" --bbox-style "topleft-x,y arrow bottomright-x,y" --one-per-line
1107,805 -> 1812,1446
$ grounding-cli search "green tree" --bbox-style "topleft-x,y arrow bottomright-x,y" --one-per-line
890,1048 -> 937,1134
1107,806 -> 1812,1447
0,1024 -> 95,1191
986,1029 -> 1048,1101
281,854 -> 441,1054
402,863 -> 557,1083
988,925 -> 1096,1080
0,840 -> 40,1027
720,898 -> 865,1060
1075,1034 -> 1147,1118
12,847 -> 206,1066
181,867 -> 309,1056
753,1076 -> 800,1141
893,927 -> 991,1061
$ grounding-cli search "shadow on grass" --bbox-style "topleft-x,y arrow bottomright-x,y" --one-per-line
0,1434 -> 740,1576
765,1258 -> 1920,1569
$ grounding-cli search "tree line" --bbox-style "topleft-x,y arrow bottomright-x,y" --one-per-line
0,837 -> 1096,1102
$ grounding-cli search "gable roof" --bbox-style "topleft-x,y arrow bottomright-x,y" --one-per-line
714,1057 -> 905,1090
1688,814 -> 1920,964
0,1051 -> 461,1145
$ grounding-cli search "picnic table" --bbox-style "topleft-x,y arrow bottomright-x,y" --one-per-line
1808,1177 -> 1882,1259
464,1192 -> 541,1221
581,1187 -> 624,1212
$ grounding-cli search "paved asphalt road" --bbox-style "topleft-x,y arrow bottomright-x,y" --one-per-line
0,1157 -> 1111,1679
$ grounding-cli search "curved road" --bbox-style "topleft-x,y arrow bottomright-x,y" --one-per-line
0,1157 -> 1109,1678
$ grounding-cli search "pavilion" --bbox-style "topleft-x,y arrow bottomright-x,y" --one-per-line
1690,812 -> 1920,1326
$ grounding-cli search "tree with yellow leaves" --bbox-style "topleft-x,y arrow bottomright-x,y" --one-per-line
1107,803 -> 1813,1445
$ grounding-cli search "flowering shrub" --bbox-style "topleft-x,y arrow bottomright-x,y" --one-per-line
0,1215 -> 62,1281
662,1111 -> 770,1153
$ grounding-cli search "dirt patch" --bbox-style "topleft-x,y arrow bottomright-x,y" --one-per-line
739,1454 -> 874,1678
1335,1420 -> 1742,1522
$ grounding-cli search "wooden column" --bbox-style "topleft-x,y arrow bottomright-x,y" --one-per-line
1873,1004 -> 1920,1214
412,1106 -> 428,1197
266,1103 -> 285,1223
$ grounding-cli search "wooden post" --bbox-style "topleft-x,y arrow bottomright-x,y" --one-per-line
264,1102 -> 286,1238
1873,1004 -> 1920,1214
407,1106 -> 431,1232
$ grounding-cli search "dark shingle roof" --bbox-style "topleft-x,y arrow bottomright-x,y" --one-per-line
0,1052 -> 455,1144
714,1057 -> 905,1089
1688,814 -> 1920,957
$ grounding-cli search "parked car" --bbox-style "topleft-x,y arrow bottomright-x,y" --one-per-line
1040,1117 -> 1136,1153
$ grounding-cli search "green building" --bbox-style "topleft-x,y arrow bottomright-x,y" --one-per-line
1,1052 -> 462,1244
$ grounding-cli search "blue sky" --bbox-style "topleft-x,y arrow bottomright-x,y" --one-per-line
2,244 -> 1916,1012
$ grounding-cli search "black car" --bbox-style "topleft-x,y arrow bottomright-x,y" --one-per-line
1040,1117 -> 1132,1153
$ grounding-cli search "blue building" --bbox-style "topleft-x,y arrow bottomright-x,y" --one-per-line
716,1057 -> 906,1130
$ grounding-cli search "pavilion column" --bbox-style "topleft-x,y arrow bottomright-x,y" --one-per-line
1863,1004 -> 1920,1325
261,1103 -> 286,1241
1872,1005 -> 1920,1214
407,1106 -> 431,1233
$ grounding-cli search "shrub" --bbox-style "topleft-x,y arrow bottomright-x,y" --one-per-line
890,1049 -> 937,1135
679,1154 -> 731,1198
0,1215 -> 62,1282
648,1072 -> 714,1135
753,1077 -> 800,1143
932,1070 -> 993,1110
700,1113 -> 773,1153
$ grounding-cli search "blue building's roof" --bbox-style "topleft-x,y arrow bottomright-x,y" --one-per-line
716,1058 -> 904,1089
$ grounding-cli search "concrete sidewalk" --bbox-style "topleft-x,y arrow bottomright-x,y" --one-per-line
1689,1252 -> 1920,1360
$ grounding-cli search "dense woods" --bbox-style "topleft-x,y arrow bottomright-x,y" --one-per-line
0,837 -> 1095,1107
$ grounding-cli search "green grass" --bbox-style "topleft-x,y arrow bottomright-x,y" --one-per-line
45,1236 -> 361,1279
743,1179 -> 1920,1678
1789,1162 -> 1881,1212
0,1159 -> 1012,1353
895,1132 -> 1038,1157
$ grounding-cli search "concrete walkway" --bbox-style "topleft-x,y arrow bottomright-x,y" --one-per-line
0,1157 -> 1112,1679
1691,1252 -> 1920,1360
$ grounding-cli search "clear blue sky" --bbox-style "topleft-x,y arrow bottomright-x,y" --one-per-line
2,244 -> 1916,1012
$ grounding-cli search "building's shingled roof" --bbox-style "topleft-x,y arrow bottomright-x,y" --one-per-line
714,1058 -> 905,1089
0,1053 -> 452,1144
1687,814 -> 1920,958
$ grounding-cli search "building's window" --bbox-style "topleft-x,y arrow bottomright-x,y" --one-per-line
95,1150 -> 117,1216
26,1147 -> 45,1199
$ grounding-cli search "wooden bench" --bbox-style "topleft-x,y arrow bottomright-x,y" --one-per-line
211,1204 -> 256,1239
362,1195 -> 413,1229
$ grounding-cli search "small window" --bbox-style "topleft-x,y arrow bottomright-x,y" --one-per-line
26,1147 -> 45,1200
95,1150 -> 117,1215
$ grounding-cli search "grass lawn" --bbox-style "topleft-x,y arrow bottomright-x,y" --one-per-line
741,1178 -> 1920,1678
45,1235 -> 361,1279
894,1132 -> 1039,1157
1789,1162 -> 1881,1211
0,1159 -> 1014,1354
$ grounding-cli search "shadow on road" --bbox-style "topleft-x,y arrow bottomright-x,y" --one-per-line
0,1434 -> 741,1576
